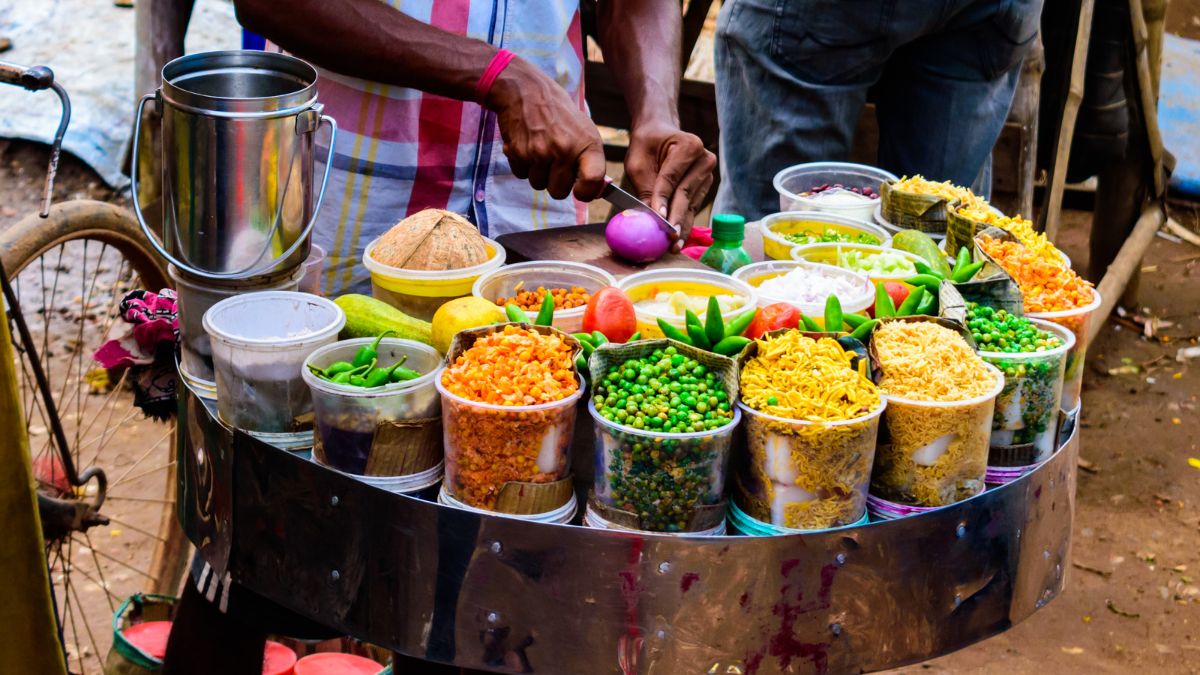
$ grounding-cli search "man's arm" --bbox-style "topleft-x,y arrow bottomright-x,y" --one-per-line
597,0 -> 716,245
234,0 -> 605,201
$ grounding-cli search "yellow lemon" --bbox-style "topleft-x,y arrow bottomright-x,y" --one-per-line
431,297 -> 506,354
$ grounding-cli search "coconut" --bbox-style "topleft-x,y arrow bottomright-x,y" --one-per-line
370,209 -> 490,270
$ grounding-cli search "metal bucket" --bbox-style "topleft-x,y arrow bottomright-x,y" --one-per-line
131,50 -> 337,280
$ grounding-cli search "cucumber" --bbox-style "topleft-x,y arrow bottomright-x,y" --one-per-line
892,230 -> 952,278
334,294 -> 433,345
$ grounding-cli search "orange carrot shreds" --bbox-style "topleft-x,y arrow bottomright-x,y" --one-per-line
494,286 -> 591,312
977,235 -> 1095,313
956,208 -> 1067,265
441,324 -> 579,406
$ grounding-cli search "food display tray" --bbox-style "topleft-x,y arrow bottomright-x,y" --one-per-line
178,383 -> 1079,674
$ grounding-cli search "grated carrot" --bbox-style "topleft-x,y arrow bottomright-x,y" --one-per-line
977,235 -> 1094,313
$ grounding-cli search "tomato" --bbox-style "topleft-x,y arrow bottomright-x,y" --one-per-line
744,303 -> 802,340
582,286 -> 637,343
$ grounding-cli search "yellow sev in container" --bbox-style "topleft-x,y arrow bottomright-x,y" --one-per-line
956,207 -> 1066,265
893,175 -> 988,211
735,333 -> 884,530
870,321 -> 1003,507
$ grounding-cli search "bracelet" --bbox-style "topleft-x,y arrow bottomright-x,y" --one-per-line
475,49 -> 516,104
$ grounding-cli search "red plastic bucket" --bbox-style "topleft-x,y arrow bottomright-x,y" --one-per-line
263,640 -> 298,675
122,621 -> 172,660
293,653 -> 382,675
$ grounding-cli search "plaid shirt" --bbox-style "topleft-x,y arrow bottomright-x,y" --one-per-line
291,0 -> 587,295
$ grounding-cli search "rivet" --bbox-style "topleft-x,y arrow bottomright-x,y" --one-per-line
955,522 -> 967,538
830,623 -> 842,636
656,629 -> 667,639
487,611 -> 499,624
330,495 -> 339,506
835,553 -> 846,566
330,570 -> 340,581
1043,548 -> 1051,560
953,594 -> 962,608
658,561 -> 672,574
490,541 -> 503,554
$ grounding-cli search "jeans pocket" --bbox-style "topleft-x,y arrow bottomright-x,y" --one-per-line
984,0 -> 1044,78
773,0 -> 895,85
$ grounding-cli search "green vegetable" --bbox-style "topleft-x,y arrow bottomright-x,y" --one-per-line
904,274 -> 943,294
953,246 -> 971,278
534,292 -> 555,326
388,366 -> 421,382
952,261 -> 985,283
966,302 -> 1064,353
724,308 -> 757,339
823,295 -> 843,334
572,332 -> 595,347
912,260 -> 937,278
349,374 -> 366,387
713,336 -> 752,356
842,313 -> 868,329
352,331 -> 394,368
704,296 -> 725,346
895,287 -> 925,316
627,332 -> 641,342
892,230 -> 952,278
591,331 -> 609,347
331,371 -> 353,384
784,229 -> 881,246
505,303 -> 530,323
363,361 -> 398,388
576,354 -> 589,373
335,294 -> 432,345
320,361 -> 355,379
657,318 -> 694,345
800,314 -> 821,332
836,249 -> 918,276
684,310 -> 710,349
849,319 -> 879,341
874,283 -> 896,318
915,292 -> 938,316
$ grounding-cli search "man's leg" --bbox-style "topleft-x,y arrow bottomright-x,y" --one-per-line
163,576 -> 266,675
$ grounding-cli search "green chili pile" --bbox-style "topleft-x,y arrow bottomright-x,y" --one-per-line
307,331 -> 422,388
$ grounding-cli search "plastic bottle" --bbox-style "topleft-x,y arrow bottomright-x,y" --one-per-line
699,214 -> 753,274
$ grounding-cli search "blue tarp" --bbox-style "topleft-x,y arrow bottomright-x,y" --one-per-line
1160,33 -> 1200,197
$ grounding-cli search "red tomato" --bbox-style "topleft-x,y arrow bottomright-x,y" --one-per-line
744,303 -> 802,340
582,286 -> 637,343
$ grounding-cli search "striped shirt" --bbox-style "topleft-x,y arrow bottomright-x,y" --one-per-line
290,0 -> 587,295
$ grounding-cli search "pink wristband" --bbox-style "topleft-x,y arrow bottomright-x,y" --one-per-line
475,49 -> 516,104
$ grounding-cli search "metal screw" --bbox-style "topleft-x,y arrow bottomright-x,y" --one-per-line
1043,548 -> 1051,561
330,495 -> 339,507
658,561 -> 672,574
953,594 -> 962,608
830,623 -> 842,636
835,553 -> 846,566
487,612 -> 499,624
330,570 -> 340,581
655,629 -> 667,639
490,541 -> 503,554
956,522 -> 967,538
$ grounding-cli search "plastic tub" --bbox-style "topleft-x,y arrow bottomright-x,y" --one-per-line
871,362 -> 1005,507
1028,288 -> 1102,411
170,264 -> 303,398
583,502 -> 727,536
759,211 -> 892,260
438,484 -> 577,524
773,162 -> 897,222
790,243 -> 925,287
865,493 -> 940,520
733,260 -> 872,326
471,260 -> 616,334
435,375 -> 582,511
362,235 -> 505,322
293,653 -> 381,675
978,320 -> 1075,464
303,338 -> 443,475
589,399 -> 740,533
734,400 -> 884,530
874,203 -> 946,242
263,641 -> 298,675
616,268 -> 756,339
203,291 -> 345,438
727,501 -> 868,536
298,244 -> 326,295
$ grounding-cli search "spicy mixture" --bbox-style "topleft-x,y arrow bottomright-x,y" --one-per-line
495,285 -> 590,312
441,324 -> 578,405
977,235 -> 1095,313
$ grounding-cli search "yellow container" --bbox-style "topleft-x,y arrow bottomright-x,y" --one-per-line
363,236 -> 506,322
791,243 -> 924,287
760,211 -> 892,261
616,268 -> 756,338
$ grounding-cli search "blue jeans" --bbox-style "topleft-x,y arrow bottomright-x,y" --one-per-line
714,0 -> 1043,220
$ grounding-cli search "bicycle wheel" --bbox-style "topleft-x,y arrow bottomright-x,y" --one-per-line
1,200 -> 188,674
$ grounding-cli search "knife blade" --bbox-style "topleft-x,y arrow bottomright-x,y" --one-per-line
599,177 -> 678,240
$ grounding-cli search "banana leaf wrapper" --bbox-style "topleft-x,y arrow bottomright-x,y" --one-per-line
880,179 -> 958,235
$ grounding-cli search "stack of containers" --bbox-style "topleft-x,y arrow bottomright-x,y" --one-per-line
362,235 -> 505,321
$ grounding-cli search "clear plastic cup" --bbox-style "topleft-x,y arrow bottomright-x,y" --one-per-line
772,162 -> 897,222
437,485 -> 578,524
170,264 -> 302,398
303,338 -> 444,475
298,244 -> 327,295
589,399 -> 740,533
732,260 -> 873,327
583,502 -> 727,536
362,235 -> 506,322
1028,288 -> 1102,410
871,363 -> 1005,507
616,268 -> 756,339
203,291 -> 345,438
435,375 -> 581,511
727,501 -> 868,536
977,320 -> 1075,464
471,260 -> 616,334
314,454 -> 444,497
790,242 -> 925,287
735,400 -> 884,530
759,211 -> 892,260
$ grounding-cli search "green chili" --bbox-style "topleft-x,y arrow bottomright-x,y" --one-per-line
800,314 -> 821,332
903,274 -> 943,293
895,287 -> 925,316
684,309 -> 711,349
352,331 -> 394,368
657,318 -> 694,345
364,355 -> 411,387
713,336 -> 752,356
952,261 -> 985,283
322,361 -> 355,378
849,319 -> 879,341
842,313 -> 868,329
912,260 -> 938,278
874,283 -> 896,319
915,292 -> 938,316
723,308 -> 757,339
505,304 -> 530,323
626,331 -> 641,342
591,331 -> 609,347
534,292 -> 555,326
953,246 -> 971,278
704,296 -> 725,346
823,295 -> 843,334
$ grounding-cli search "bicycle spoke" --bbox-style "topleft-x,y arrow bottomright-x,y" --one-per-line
83,532 -> 118,616
99,514 -> 168,544
61,536 -> 84,671
66,562 -> 103,672
107,426 -> 174,486
69,561 -> 124,607
103,496 -> 173,505
111,456 -> 175,490
72,536 -> 158,583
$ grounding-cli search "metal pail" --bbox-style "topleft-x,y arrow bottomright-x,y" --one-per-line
131,50 -> 337,280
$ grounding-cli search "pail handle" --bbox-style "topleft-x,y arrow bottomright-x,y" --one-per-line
130,92 -> 338,281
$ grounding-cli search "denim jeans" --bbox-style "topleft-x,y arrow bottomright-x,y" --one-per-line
714,0 -> 1044,220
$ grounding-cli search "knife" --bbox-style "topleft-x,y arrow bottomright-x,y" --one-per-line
599,177 -> 679,240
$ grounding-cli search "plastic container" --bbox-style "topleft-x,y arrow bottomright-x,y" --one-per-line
727,501 -> 868,536
978,320 -> 1075,464
871,363 -> 1005,507
293,653 -> 381,675
616,268 -> 756,339
583,502 -> 727,536
362,235 -> 505,322
773,162 -> 897,222
790,243 -> 925,287
1028,288 -> 1102,411
122,620 -> 172,660
734,400 -> 884,530
865,493 -> 940,521
203,292 -> 345,439
435,375 -> 582,511
589,399 -> 740,533
874,203 -> 946,242
471,260 -> 615,334
298,244 -> 326,295
733,260 -> 873,326
303,338 -> 443,475
170,264 -> 303,399
760,211 -> 892,260
438,484 -> 577,524
263,641 -> 298,675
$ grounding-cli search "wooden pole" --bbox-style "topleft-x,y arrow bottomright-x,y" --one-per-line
1089,202 -> 1165,345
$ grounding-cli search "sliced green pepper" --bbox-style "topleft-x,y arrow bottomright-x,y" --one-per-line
534,292 -> 555,326
800,314 -> 821,332
915,291 -> 938,315
352,331 -> 394,368
704,296 -> 725,346
903,274 -> 943,294
685,309 -> 711,349
842,313 -> 868,329
713,336 -> 752,356
849,319 -> 879,341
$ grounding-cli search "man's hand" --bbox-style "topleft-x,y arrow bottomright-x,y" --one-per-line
487,57 -> 607,202
625,124 -> 716,251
